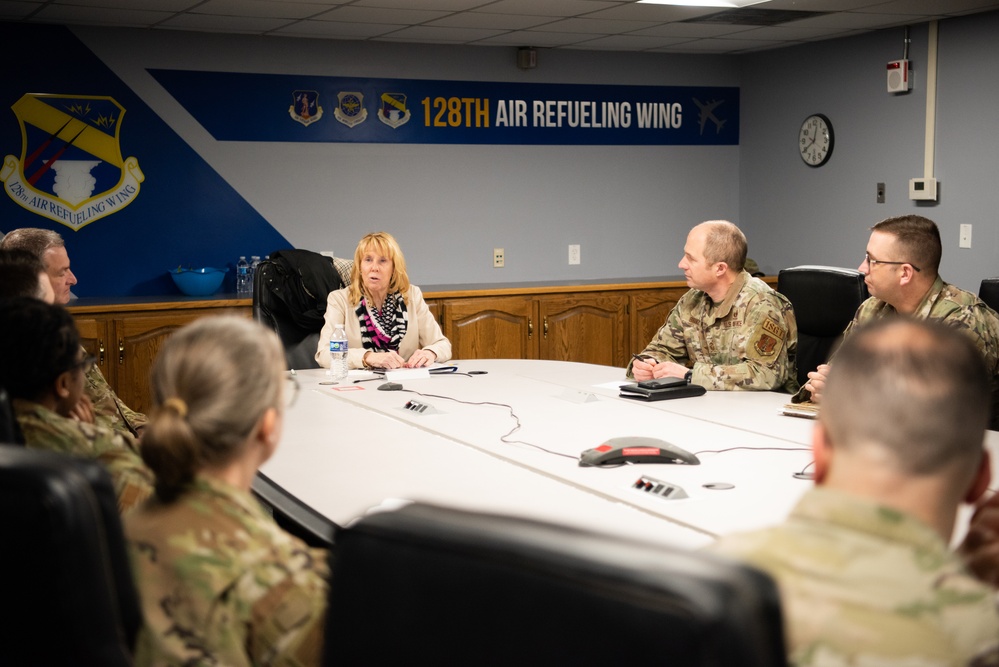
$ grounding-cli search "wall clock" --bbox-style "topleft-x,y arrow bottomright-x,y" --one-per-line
799,114 -> 834,167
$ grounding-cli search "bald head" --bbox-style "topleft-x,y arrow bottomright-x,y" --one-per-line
821,318 -> 989,479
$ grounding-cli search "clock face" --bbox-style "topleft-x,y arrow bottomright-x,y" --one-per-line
799,114 -> 834,167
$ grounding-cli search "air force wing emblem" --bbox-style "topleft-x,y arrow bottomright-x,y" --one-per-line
334,92 -> 367,128
377,93 -> 411,129
0,93 -> 143,230
289,90 -> 323,127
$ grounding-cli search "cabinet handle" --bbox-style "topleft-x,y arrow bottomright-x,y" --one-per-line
543,317 -> 548,338
118,339 -> 125,365
98,339 -> 105,365
528,318 -> 533,339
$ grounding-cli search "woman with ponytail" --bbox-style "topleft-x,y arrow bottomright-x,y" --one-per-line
124,316 -> 328,666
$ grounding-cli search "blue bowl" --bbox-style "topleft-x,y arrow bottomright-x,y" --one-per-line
168,267 -> 228,296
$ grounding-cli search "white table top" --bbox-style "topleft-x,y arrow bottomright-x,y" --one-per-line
261,359 -> 998,549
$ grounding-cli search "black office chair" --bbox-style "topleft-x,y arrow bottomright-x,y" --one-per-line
324,503 -> 788,667
778,265 -> 868,388
0,446 -> 142,666
979,278 -> 999,312
253,249 -> 351,370
251,471 -> 338,550
0,386 -> 24,444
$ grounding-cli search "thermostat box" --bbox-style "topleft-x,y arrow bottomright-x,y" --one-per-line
909,177 -> 938,201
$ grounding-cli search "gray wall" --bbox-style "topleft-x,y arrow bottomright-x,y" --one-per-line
74,9 -> 997,291
78,28 -> 740,286
740,12 -> 999,292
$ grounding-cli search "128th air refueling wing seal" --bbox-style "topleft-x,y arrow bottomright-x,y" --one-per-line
1,93 -> 143,230
751,317 -> 786,358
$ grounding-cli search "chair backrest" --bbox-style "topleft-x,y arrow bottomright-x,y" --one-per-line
252,249 -> 351,370
979,278 -> 999,312
324,503 -> 788,667
0,386 -> 24,444
778,265 -> 868,388
0,446 -> 141,666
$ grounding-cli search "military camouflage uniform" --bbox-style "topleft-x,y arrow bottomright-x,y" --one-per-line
125,476 -> 329,667
85,360 -> 147,439
631,271 -> 798,392
710,488 -> 999,666
795,277 -> 999,423
13,398 -> 154,513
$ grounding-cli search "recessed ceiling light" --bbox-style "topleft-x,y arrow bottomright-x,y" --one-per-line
637,0 -> 771,7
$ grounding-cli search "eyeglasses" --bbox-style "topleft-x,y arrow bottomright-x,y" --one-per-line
72,354 -> 97,375
863,252 -> 921,273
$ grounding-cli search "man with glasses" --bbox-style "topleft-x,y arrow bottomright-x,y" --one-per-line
797,215 -> 999,428
0,296 -> 153,513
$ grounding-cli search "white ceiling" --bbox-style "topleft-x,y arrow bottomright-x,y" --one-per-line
3,0 -> 999,54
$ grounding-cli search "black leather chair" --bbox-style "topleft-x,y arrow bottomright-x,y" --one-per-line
324,503 -> 787,667
778,265 -> 868,388
0,446 -> 141,666
251,471 -> 338,550
979,278 -> 999,312
0,387 -> 24,444
253,249 -> 350,370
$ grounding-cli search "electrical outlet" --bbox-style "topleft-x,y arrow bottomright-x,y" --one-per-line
568,244 -> 580,265
960,224 -> 972,249
493,248 -> 505,268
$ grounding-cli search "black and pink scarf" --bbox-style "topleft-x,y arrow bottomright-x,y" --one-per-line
356,293 -> 408,352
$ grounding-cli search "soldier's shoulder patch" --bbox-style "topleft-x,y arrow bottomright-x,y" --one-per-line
750,317 -> 786,359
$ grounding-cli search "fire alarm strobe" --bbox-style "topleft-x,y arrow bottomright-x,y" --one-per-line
887,59 -> 911,93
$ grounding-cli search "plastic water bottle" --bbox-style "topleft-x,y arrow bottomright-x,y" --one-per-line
249,255 -> 261,294
328,323 -> 348,381
236,256 -> 250,296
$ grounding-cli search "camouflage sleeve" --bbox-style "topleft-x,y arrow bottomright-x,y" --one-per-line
691,293 -> 797,391
247,547 -> 330,667
96,447 -> 155,514
626,306 -> 688,378
86,363 -> 148,437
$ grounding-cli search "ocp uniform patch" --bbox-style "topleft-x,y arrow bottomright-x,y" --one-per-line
751,317 -> 786,358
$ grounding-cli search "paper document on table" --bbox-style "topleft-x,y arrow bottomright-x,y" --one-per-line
780,401 -> 819,420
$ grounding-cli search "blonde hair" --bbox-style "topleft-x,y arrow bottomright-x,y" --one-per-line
347,232 -> 411,306
140,316 -> 286,502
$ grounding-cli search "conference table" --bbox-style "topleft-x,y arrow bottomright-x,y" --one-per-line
261,359 -> 998,550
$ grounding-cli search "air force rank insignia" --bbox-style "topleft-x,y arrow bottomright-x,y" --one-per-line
289,90 -> 323,127
377,93 -> 411,129
1,93 -> 143,230
334,92 -> 367,128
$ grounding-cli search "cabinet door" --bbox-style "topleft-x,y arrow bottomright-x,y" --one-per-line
538,293 -> 629,367
112,308 -> 250,414
443,296 -> 538,360
74,316 -> 113,380
630,288 -> 687,354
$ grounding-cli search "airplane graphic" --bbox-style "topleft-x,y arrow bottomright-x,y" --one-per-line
693,98 -> 726,135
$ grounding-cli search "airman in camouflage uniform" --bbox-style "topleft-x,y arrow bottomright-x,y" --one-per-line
712,319 -> 999,666
85,362 -> 148,439
711,487 -> 999,666
13,398 -> 153,513
125,475 -> 329,667
634,270 -> 798,391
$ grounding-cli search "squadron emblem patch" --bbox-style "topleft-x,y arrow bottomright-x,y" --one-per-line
751,317 -> 787,358
1,93 -> 143,230
377,93 -> 411,129
289,90 -> 323,127
334,91 -> 367,128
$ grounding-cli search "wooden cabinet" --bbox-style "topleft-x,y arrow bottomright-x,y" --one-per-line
70,298 -> 251,415
444,295 -> 538,360
442,292 -> 630,366
629,288 -> 685,354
